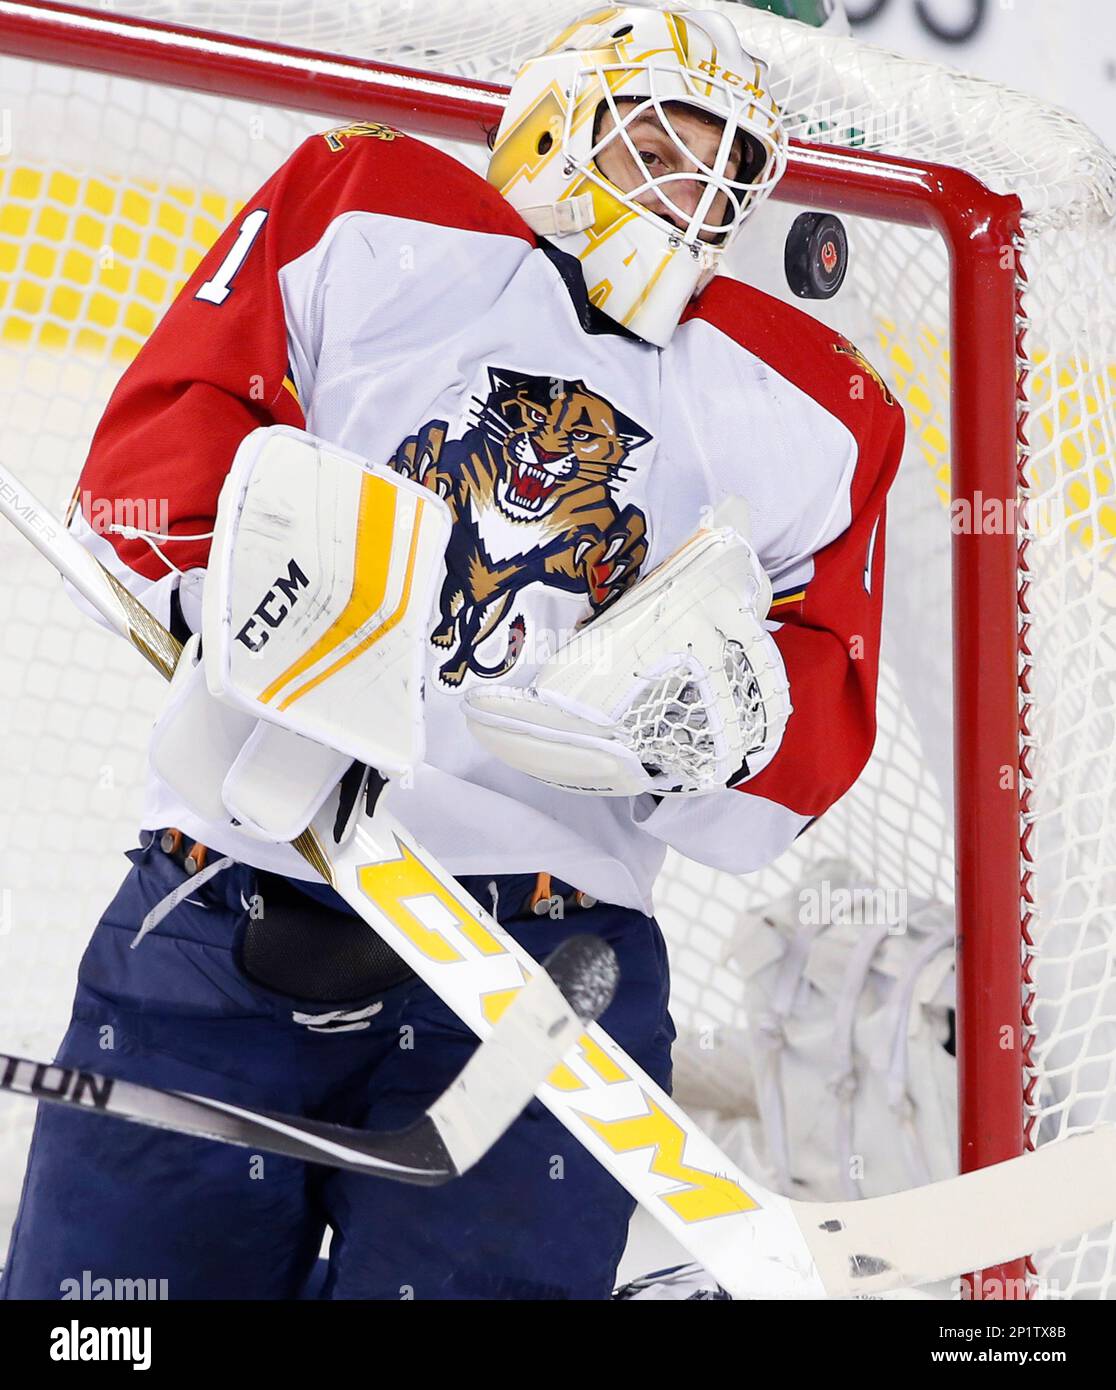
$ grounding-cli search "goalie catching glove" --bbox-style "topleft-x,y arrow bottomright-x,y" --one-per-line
463,513 -> 792,797
150,426 -> 451,841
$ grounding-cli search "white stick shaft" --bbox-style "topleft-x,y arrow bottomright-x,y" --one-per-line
0,458 -> 180,678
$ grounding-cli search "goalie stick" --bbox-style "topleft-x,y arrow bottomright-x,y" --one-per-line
4,458 -> 1116,1298
0,935 -> 617,1184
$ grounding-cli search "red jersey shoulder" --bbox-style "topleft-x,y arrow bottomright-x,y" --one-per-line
277,122 -> 537,247
683,274 -> 903,441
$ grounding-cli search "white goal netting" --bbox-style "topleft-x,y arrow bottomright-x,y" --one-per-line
1,1 -> 1114,1296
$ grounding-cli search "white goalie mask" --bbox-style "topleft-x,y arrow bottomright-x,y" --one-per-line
487,5 -> 788,346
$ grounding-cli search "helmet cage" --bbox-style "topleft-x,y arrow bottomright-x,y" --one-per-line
563,57 -> 786,256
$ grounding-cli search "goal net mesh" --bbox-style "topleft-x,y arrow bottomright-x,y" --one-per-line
1,1 -> 1114,1297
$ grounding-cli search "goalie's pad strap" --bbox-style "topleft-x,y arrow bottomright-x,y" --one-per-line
222,720 -> 352,843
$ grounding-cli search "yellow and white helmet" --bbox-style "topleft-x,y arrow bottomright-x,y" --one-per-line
487,5 -> 787,346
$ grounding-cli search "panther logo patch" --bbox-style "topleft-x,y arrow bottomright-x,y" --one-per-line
389,368 -> 651,688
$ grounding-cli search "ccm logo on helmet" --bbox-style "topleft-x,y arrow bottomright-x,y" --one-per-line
695,60 -> 763,94
236,558 -> 309,652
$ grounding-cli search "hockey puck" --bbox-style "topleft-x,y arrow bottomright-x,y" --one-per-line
784,211 -> 849,300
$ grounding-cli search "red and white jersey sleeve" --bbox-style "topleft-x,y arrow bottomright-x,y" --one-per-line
635,279 -> 905,875
68,125 -> 532,633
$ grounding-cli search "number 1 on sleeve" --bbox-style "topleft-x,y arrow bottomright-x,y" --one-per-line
196,208 -> 269,306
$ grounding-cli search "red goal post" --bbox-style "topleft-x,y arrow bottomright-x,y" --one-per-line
2,0 -> 1110,1300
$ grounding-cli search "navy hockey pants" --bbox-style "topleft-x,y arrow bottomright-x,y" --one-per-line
0,837 -> 673,1300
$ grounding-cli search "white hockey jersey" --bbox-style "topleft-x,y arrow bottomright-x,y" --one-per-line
69,122 -> 904,914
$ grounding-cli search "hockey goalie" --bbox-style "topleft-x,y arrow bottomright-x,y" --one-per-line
0,5 -> 903,1300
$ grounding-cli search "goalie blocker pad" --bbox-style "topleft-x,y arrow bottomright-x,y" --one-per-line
203,426 -> 452,778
